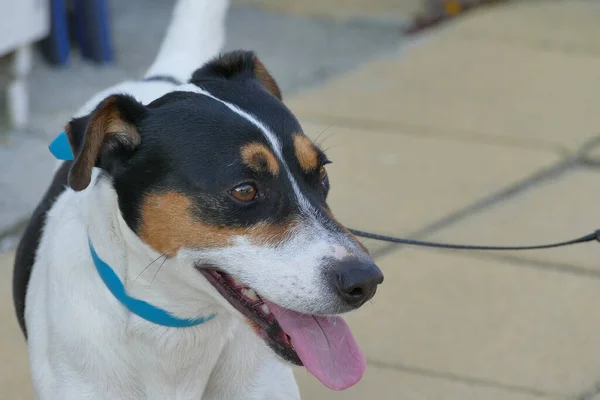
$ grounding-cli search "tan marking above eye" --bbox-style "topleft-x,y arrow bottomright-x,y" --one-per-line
240,143 -> 280,176
293,133 -> 319,173
139,192 -> 295,256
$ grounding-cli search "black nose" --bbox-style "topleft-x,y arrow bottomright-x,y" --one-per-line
330,258 -> 384,308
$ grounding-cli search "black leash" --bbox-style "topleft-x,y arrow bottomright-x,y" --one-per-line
349,229 -> 600,251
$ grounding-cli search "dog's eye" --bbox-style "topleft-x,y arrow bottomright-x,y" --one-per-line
231,183 -> 258,202
319,166 -> 327,182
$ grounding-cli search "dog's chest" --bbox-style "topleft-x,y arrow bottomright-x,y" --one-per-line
51,318 -> 233,399
88,320 -> 266,399
122,328 -> 231,399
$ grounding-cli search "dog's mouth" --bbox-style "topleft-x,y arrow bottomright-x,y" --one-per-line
198,268 -> 366,391
199,269 -> 300,364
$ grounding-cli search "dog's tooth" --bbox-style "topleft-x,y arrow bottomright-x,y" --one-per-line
232,277 -> 244,287
242,288 -> 259,301
260,304 -> 271,315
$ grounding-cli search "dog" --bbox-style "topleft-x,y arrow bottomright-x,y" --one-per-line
12,0 -> 383,398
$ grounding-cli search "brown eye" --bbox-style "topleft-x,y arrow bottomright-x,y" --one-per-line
231,183 -> 258,202
319,166 -> 327,182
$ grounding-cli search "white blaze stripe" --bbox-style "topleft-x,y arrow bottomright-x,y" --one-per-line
174,84 -> 314,215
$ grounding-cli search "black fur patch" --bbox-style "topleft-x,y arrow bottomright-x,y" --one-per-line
191,51 -> 258,83
13,161 -> 71,338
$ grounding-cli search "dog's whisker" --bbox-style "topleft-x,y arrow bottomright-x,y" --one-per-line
131,254 -> 167,286
252,299 -> 266,308
316,130 -> 339,148
149,256 -> 168,288
321,144 -> 341,153
313,124 -> 334,145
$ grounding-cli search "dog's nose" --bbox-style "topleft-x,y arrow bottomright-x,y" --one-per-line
330,258 -> 384,308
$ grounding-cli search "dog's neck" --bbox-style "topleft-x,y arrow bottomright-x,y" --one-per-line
81,172 -> 228,327
38,171 -> 282,398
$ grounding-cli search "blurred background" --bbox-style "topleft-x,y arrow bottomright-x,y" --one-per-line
2,0 -> 600,398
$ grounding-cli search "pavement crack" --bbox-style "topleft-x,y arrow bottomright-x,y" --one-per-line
371,157 -> 578,260
298,114 -> 571,156
446,250 -> 600,280
367,358 -> 563,398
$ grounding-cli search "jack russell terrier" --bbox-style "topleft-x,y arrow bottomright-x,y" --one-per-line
13,0 -> 383,398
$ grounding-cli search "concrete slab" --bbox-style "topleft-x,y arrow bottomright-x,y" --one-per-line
426,167 -> 600,271
300,122 -> 559,251
0,251 -> 33,399
295,364 -> 557,400
288,37 -> 600,153
448,0 -> 600,56
224,6 -> 403,96
233,0 -> 420,22
342,247 -> 600,395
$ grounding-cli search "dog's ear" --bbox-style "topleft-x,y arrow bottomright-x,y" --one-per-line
191,50 -> 282,100
65,94 -> 147,191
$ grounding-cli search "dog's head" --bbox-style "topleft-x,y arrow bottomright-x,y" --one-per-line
66,51 -> 383,390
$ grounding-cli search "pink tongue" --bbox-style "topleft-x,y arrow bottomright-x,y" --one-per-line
264,300 -> 365,391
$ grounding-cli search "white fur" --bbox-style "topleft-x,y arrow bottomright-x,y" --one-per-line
25,0 -> 300,398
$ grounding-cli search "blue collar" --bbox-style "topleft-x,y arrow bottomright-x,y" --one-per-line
50,132 -> 215,328
49,131 -> 74,160
89,242 -> 215,327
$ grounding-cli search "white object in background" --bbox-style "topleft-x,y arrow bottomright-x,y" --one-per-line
0,0 -> 49,129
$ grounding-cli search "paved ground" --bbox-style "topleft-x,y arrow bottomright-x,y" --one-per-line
3,0 -> 600,398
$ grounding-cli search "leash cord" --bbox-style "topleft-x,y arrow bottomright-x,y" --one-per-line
349,229 -> 600,251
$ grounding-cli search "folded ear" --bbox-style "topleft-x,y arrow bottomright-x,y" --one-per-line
191,50 -> 282,100
252,57 -> 281,100
66,94 -> 147,191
